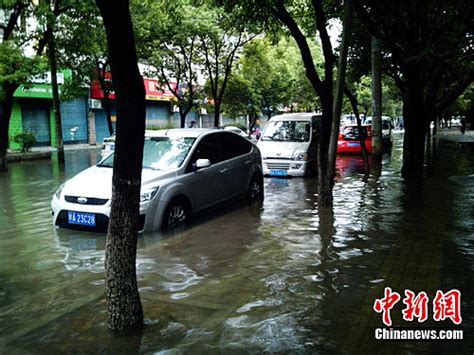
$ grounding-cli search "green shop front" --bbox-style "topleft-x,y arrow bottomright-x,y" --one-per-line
9,74 -> 89,150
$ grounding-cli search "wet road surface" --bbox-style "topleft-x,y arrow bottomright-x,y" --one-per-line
0,135 -> 473,353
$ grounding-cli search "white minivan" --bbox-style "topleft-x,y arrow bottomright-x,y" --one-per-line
257,113 -> 321,177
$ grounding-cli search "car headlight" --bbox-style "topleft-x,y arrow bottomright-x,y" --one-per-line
293,152 -> 308,161
54,183 -> 65,199
140,187 -> 159,202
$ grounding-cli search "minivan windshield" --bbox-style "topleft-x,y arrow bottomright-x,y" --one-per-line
98,136 -> 195,170
261,121 -> 310,142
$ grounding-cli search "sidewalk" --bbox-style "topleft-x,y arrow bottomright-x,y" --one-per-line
6,144 -> 100,162
434,127 -> 474,143
28,143 -> 100,153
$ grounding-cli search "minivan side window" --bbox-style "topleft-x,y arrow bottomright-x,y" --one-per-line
219,132 -> 252,160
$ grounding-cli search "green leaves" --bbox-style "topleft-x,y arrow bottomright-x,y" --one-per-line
0,42 -> 44,100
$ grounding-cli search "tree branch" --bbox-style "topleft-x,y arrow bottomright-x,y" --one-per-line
435,73 -> 474,115
312,0 -> 335,81
272,0 -> 323,95
3,3 -> 27,42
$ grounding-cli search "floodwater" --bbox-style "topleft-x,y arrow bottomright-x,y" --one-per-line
0,135 -> 473,353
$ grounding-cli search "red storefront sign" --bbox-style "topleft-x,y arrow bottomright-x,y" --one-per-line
90,77 -> 177,102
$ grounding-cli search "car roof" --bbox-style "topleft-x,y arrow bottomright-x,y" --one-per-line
145,128 -> 216,138
365,116 -> 391,121
268,112 -> 322,122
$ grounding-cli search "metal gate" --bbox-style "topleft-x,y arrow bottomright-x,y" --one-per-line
21,100 -> 51,146
61,98 -> 88,144
94,109 -> 116,143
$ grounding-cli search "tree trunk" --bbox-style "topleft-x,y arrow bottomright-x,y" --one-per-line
214,101 -> 221,127
179,108 -> 186,128
433,116 -> 439,136
318,91 -> 334,207
0,84 -> 17,172
266,106 -> 272,121
371,36 -> 382,158
328,0 -> 353,180
103,92 -> 114,136
401,85 -> 428,178
96,0 -> 145,331
47,23 -> 65,164
344,86 -> 369,179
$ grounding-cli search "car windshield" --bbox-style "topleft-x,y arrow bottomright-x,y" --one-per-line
342,126 -> 368,140
261,121 -> 310,142
98,136 -> 195,170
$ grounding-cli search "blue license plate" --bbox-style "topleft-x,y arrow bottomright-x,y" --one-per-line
348,142 -> 360,147
270,169 -> 288,176
68,211 -> 96,226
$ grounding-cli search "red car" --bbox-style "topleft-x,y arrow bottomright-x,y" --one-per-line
337,124 -> 372,154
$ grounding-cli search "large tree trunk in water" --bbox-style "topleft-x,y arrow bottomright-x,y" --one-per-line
344,87 -> 370,180
318,92 -> 334,207
371,36 -> 382,159
328,0 -> 353,180
47,24 -> 65,164
0,85 -> 17,172
402,86 -> 428,178
96,0 -> 145,331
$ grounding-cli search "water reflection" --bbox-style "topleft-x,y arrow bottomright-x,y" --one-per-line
0,139 -> 473,353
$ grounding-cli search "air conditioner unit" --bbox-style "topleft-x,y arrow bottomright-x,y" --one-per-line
89,99 -> 103,109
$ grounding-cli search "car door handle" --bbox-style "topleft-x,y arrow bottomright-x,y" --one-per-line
244,160 -> 251,165
219,168 -> 228,173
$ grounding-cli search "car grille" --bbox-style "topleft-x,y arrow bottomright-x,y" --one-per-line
65,196 -> 109,205
266,162 -> 291,170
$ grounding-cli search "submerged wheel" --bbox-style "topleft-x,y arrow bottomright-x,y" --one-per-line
162,197 -> 190,230
247,174 -> 264,202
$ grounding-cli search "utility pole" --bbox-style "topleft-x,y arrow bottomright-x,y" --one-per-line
371,36 -> 382,158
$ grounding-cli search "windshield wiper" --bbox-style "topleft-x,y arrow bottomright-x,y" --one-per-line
143,166 -> 160,171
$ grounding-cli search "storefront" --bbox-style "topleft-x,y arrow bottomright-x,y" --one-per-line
89,77 -> 178,140
9,71 -> 89,149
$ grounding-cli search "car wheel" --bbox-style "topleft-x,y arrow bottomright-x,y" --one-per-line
162,197 -> 190,230
247,174 -> 264,202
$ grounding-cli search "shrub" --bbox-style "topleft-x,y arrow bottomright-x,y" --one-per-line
13,132 -> 37,152
146,123 -> 174,130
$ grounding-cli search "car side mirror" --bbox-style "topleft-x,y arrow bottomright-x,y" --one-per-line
194,158 -> 211,170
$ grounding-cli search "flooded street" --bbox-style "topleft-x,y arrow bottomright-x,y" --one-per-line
0,135 -> 473,353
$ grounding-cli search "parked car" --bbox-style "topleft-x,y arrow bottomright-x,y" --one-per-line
337,124 -> 372,154
52,129 -> 263,233
257,113 -> 321,177
101,134 -> 115,157
364,116 -> 393,147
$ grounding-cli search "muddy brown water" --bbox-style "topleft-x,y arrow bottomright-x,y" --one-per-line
0,135 -> 473,353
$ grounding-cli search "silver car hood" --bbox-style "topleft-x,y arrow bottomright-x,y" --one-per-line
61,166 -> 176,199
